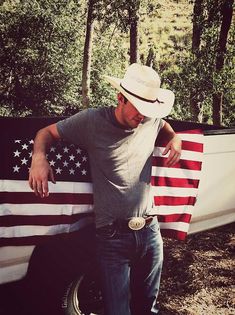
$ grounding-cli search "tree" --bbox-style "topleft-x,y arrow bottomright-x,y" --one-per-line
212,0 -> 234,125
190,0 -> 204,121
81,0 -> 96,108
0,0 -> 84,116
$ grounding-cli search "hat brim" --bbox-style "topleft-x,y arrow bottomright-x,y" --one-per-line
104,75 -> 175,118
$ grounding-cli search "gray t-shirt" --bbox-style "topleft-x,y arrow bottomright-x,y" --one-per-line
57,106 -> 164,228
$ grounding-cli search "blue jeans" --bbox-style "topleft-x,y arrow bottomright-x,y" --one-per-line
95,217 -> 163,315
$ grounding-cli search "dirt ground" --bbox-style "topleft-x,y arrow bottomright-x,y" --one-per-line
158,222 -> 235,315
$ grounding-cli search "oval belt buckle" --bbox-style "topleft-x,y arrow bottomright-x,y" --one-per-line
128,217 -> 145,230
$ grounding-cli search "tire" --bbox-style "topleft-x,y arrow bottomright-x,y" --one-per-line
62,271 -> 104,315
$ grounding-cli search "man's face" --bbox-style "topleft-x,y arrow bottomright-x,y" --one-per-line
117,94 -> 145,129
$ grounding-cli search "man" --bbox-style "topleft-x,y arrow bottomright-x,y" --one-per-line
29,63 -> 182,315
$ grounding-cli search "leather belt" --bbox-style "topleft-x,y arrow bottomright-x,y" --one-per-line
97,216 -> 154,234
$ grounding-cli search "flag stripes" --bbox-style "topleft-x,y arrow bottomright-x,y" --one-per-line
0,129 -> 204,251
151,130 -> 204,240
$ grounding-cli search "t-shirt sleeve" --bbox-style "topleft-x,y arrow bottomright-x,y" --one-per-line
56,109 -> 92,149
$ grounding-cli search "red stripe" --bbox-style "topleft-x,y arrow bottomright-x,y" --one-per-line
157,213 -> 192,223
160,229 -> 187,241
182,140 -> 203,152
155,140 -> 203,152
0,192 -> 93,204
154,196 -> 196,206
178,129 -> 203,134
152,156 -> 202,170
151,176 -> 200,188
0,213 -> 93,227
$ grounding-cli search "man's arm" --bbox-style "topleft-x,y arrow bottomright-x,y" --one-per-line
29,123 -> 61,198
160,121 -> 182,167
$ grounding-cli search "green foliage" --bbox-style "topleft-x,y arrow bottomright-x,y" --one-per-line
0,0 -> 85,116
0,0 -> 234,126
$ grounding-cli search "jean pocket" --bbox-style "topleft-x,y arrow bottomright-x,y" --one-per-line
148,218 -> 160,233
96,225 -> 117,239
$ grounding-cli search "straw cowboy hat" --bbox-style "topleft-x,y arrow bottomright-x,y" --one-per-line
104,63 -> 175,118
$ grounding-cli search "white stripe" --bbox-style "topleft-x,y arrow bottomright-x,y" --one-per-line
152,186 -> 198,197
177,133 -> 204,142
149,205 -> 195,215
153,147 -> 203,161
0,216 -> 94,238
0,262 -> 29,284
0,180 -> 93,193
0,203 -> 93,216
152,166 -> 202,179
159,221 -> 189,232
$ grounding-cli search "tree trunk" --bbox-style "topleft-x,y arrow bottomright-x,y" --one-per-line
212,0 -> 234,125
192,0 -> 203,55
129,7 -> 139,64
190,0 -> 204,122
82,0 -> 95,108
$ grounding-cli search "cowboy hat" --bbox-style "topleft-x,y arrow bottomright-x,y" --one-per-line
104,63 -> 175,118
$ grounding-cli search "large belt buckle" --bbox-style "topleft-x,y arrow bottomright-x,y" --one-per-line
128,217 -> 145,231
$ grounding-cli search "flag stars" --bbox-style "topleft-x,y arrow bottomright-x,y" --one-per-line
56,167 -> 62,174
15,140 -> 21,143
63,161 -> 69,167
21,158 -> 28,165
29,139 -> 34,144
69,155 -> 75,161
56,153 -> 62,160
76,148 -> 82,154
63,147 -> 69,153
14,150 -> 21,157
81,169 -> 87,175
82,156 -> 87,162
69,168 -> 75,175
13,165 -> 20,172
75,161 -> 81,168
49,160 -> 56,166
50,147 -> 56,152
22,144 -> 28,150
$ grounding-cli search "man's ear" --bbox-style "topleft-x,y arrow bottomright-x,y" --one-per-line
117,92 -> 123,104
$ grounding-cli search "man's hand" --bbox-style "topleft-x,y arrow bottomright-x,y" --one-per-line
162,134 -> 182,167
28,123 -> 60,198
29,154 -> 56,198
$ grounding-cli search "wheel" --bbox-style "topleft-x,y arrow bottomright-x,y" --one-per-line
62,272 -> 104,315
24,225 -> 101,315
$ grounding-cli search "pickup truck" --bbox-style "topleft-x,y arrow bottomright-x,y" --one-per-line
0,116 -> 235,315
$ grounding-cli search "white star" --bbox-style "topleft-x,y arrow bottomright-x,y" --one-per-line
75,161 -> 81,168
56,153 -> 62,160
49,160 -> 56,166
76,148 -> 82,154
15,140 -> 21,143
14,150 -> 21,157
56,167 -> 62,174
50,147 -> 56,152
81,169 -> 87,175
63,161 -> 69,167
21,158 -> 28,165
82,156 -> 87,162
69,155 -> 75,161
13,165 -> 20,172
69,168 -> 75,175
63,147 -> 69,153
29,151 -> 32,157
22,144 -> 28,150
29,140 -> 34,144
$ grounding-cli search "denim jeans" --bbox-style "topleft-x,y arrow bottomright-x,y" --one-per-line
95,217 -> 163,315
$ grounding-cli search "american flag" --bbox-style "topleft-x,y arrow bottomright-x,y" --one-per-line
0,118 -> 203,246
